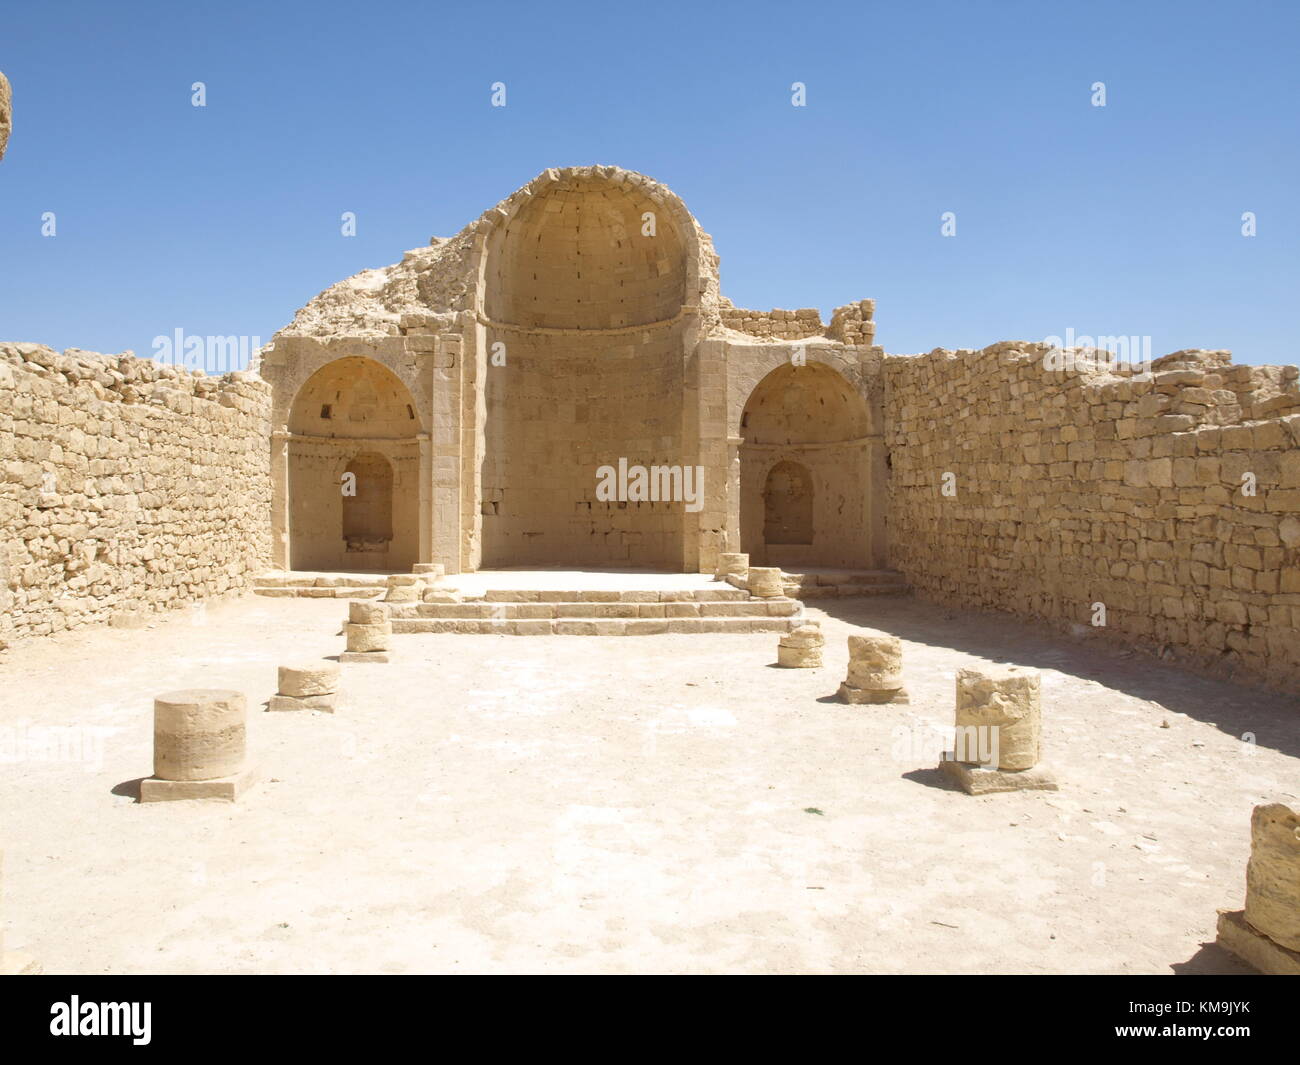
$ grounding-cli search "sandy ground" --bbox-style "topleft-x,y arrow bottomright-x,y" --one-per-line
1,587 -> 1297,975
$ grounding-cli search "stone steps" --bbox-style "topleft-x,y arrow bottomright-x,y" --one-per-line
480,586 -> 750,603
253,572 -> 809,634
389,598 -> 800,620
253,573 -> 386,598
391,615 -> 801,636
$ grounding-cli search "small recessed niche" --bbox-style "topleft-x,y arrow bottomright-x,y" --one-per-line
320,404 -> 332,419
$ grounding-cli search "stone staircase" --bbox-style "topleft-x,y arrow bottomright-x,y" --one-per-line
254,573 -> 385,598
387,586 -> 803,636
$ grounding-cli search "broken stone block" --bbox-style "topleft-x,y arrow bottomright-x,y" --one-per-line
1243,803 -> 1300,952
953,666 -> 1041,771
348,600 -> 389,626
383,574 -> 420,603
714,552 -> 749,581
777,622 -> 823,668
939,665 -> 1055,794
747,567 -> 784,598
141,689 -> 256,802
277,662 -> 340,698
346,622 -> 390,653
1216,803 -> 1300,973
1215,909 -> 1300,976
412,562 -> 449,595
838,630 -> 905,703
270,661 -> 341,712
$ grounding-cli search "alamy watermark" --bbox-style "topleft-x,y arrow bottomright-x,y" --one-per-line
595,459 -> 705,513
0,722 -> 117,772
1041,328 -> 1154,373
151,328 -> 261,374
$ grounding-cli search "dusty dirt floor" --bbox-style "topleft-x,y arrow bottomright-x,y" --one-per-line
2,584 -> 1297,975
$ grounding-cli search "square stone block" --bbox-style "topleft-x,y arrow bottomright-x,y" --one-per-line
140,765 -> 257,803
838,682 -> 908,704
340,651 -> 390,663
939,758 -> 1058,795
1216,909 -> 1300,975
268,693 -> 339,713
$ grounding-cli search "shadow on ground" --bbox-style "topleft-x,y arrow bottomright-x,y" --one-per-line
812,594 -> 1300,760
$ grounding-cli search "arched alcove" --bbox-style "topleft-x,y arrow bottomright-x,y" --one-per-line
286,357 -> 420,572
480,173 -> 691,567
342,452 -> 394,550
763,460 -> 814,545
288,357 -> 419,438
739,362 -> 872,568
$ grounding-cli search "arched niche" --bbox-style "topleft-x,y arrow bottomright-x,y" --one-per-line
478,173 -> 691,568
763,460 -> 814,545
286,357 -> 420,572
739,362 -> 872,569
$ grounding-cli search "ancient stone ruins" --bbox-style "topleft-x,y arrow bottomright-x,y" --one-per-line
2,164 -> 1299,975
4,164 -> 1298,690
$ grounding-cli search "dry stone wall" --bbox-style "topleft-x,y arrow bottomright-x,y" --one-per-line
0,343 -> 272,647
885,342 -> 1300,692
720,304 -> 826,341
719,299 -> 878,347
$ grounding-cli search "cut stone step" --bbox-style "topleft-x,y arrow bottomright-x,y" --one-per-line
481,587 -> 749,603
390,616 -> 802,636
255,586 -> 384,598
390,598 -> 801,620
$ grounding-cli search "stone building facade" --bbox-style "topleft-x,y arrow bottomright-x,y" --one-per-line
255,165 -> 889,577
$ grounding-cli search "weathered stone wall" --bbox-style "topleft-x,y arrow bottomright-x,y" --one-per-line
885,342 -> 1300,691
719,299 -> 878,347
720,305 -> 826,341
0,343 -> 272,646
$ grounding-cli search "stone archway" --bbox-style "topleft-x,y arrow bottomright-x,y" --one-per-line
479,172 -> 692,568
286,357 -> 420,572
739,362 -> 871,568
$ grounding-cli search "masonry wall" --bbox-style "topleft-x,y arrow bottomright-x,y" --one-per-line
721,306 -> 826,341
885,342 -> 1300,691
720,299 -> 878,346
0,343 -> 272,646
481,325 -> 688,568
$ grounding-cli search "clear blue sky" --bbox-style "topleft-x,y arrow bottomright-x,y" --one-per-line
1,0 -> 1296,367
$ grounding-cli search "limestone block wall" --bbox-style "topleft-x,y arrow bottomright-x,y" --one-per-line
885,342 -> 1300,691
0,343 -> 272,647
827,300 -> 877,347
480,324 -> 687,567
719,299 -> 878,347
720,305 -> 826,341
